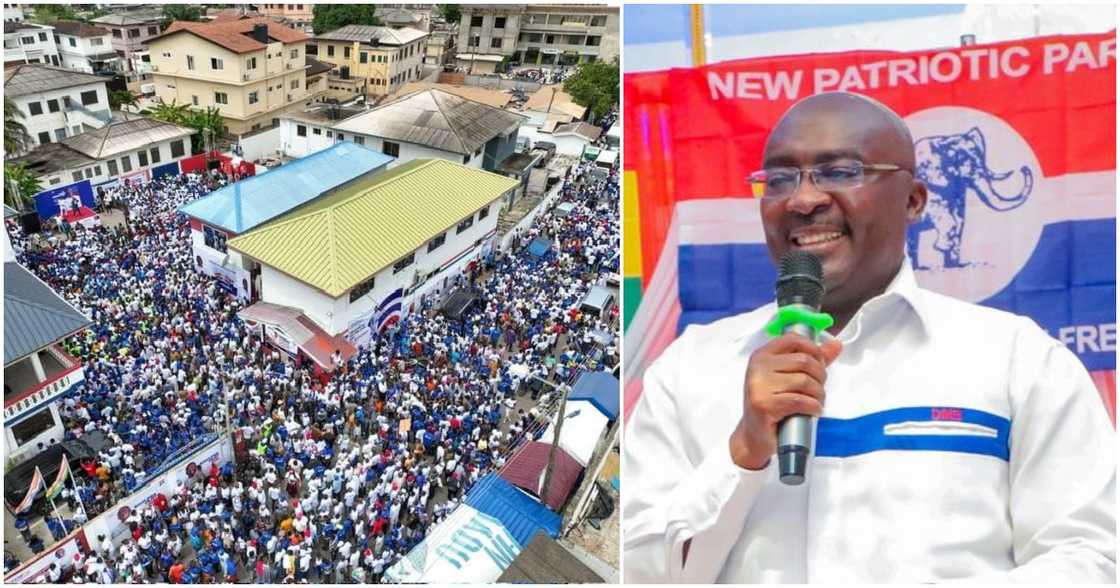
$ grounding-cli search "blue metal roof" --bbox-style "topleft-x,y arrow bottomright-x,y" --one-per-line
527,237 -> 551,257
465,474 -> 561,548
177,142 -> 394,233
5,262 -> 92,365
569,370 -> 620,421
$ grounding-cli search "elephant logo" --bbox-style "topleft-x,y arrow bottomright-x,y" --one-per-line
908,127 -> 1035,270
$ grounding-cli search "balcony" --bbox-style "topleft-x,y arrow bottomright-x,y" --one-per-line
3,345 -> 84,425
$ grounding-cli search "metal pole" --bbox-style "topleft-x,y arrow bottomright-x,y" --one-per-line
539,383 -> 569,508
67,461 -> 88,522
47,492 -> 65,536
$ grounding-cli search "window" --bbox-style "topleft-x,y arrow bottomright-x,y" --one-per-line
210,57 -> 223,70
591,15 -> 607,27
392,252 -> 415,274
112,29 -> 121,38
427,232 -> 446,252
90,38 -> 103,46
567,35 -> 582,45
470,15 -> 483,27
37,32 -> 45,41
120,155 -> 132,172
462,154 -> 470,164
107,159 -> 118,176
27,101 -> 42,115
381,140 -> 399,157
586,36 -> 600,46
307,43 -> 317,55
490,38 -> 502,49
468,35 -> 479,47
67,37 -> 76,47
191,95 -> 198,106
11,407 -> 54,446
312,127 -> 321,135
137,150 -> 148,166
161,51 -> 171,58
203,224 -> 227,253
359,51 -> 367,64
80,90 -> 98,106
296,124 -> 306,137
326,130 -> 333,138
456,217 -> 474,234
343,46 -> 350,59
93,165 -> 102,176
149,147 -> 160,164
495,16 -> 506,28
214,92 -> 228,105
290,49 -> 298,59
170,139 -> 184,158
354,136 -> 364,145
326,44 -> 334,57
128,28 -> 139,38
248,91 -> 258,104
290,79 -> 298,89
54,128 -> 66,141
349,275 -> 375,303
147,26 -> 158,35
71,171 -> 82,182
526,33 -> 542,43
337,133 -> 344,141
478,205 -> 489,220
545,34 -> 556,44
247,56 -> 257,69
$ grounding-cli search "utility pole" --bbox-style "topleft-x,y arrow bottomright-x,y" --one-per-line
539,382 -> 569,508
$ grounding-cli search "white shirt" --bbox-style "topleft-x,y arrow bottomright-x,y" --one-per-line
623,261 -> 1115,583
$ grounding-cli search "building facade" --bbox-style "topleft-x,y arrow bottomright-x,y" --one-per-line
309,24 -> 428,97
3,64 -> 111,151
457,4 -> 619,68
90,12 -> 164,75
424,25 -> 456,66
51,20 -> 120,74
253,3 -> 314,29
148,17 -> 325,134
3,21 -> 58,67
4,3 -> 24,23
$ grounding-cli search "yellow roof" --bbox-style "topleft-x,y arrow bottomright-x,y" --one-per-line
228,159 -> 516,297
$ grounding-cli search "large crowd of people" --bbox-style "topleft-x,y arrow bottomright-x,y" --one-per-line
6,151 -> 619,583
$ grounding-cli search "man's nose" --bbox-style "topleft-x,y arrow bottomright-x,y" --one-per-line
785,172 -> 833,216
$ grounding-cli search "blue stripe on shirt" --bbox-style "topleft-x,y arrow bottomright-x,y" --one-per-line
816,406 -> 1011,461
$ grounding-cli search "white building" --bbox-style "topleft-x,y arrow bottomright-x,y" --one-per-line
4,3 -> 24,23
3,63 -> 112,151
9,116 -> 194,190
324,88 -> 525,172
518,120 -> 602,157
229,159 -> 517,366
51,20 -> 120,74
3,214 -> 93,466
3,21 -> 59,66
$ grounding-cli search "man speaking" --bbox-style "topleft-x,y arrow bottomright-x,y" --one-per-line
622,92 -> 1116,583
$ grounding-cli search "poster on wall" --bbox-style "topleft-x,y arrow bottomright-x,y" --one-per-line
120,169 -> 151,186
4,531 -> 88,583
265,324 -> 299,356
151,161 -> 180,180
194,245 -> 251,300
33,180 -> 95,220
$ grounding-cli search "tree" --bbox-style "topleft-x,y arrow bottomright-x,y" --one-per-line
4,163 -> 41,209
109,90 -> 139,113
149,99 -> 190,125
436,4 -> 461,24
28,4 -> 77,24
312,4 -> 380,35
563,60 -> 619,121
162,4 -> 202,23
186,107 -> 227,155
4,97 -> 32,157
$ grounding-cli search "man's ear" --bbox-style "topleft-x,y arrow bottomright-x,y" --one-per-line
907,179 -> 928,223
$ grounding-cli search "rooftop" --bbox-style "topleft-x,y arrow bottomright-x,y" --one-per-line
524,85 -> 587,121
387,81 -> 511,109
554,121 -> 602,142
3,21 -> 49,34
90,12 -> 164,26
3,63 -> 107,98
63,117 -> 193,161
333,88 -> 525,155
5,262 -> 92,366
227,159 -> 517,297
305,55 -> 334,77
178,142 -> 394,234
313,24 -> 427,46
282,103 -> 366,125
156,16 -> 308,54
50,20 -> 110,38
8,142 -> 96,176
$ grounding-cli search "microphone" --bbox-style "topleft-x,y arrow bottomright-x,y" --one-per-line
770,250 -> 830,485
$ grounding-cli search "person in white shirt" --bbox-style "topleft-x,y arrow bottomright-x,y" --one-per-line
623,92 -> 1116,583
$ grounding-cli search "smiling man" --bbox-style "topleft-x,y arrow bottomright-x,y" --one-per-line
622,92 -> 1116,583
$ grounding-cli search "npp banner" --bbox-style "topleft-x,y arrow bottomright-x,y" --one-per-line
623,31 -> 1116,421
33,179 -> 96,220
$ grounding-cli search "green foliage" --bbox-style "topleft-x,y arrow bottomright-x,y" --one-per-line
436,4 -> 461,24
4,97 -> 31,156
563,60 -> 619,121
149,100 -> 226,154
312,4 -> 381,35
109,90 -> 139,112
4,163 -> 41,209
28,4 -> 77,24
162,4 -> 202,23
149,99 -> 190,125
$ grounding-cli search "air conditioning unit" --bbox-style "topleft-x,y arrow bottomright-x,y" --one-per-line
150,64 -> 159,71
243,73 -> 251,81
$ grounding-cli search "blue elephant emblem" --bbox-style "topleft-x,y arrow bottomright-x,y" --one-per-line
908,127 -> 1034,269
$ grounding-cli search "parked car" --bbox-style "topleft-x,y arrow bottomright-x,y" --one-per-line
4,432 -> 108,514
533,141 -> 557,167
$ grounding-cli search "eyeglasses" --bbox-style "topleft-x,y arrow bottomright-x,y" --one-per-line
748,161 -> 910,200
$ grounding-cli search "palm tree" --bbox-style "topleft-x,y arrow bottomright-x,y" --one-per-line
149,99 -> 190,125
109,90 -> 140,115
4,97 -> 32,157
187,107 -> 227,154
4,163 -> 41,209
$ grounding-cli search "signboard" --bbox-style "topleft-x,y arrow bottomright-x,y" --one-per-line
193,244 -> 251,300
33,180 -> 95,221
4,530 -> 87,584
151,161 -> 180,180
120,169 -> 151,186
384,506 -> 521,583
264,324 -> 299,356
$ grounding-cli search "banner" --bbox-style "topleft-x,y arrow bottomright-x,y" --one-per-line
33,180 -> 95,221
45,456 -> 69,500
151,161 -> 181,181
384,506 -> 521,583
347,288 -> 405,349
193,244 -> 251,300
11,467 -> 46,513
624,31 -> 1116,421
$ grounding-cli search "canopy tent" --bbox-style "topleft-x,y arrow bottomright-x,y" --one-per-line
555,202 -> 576,217
540,400 -> 609,466
464,474 -> 561,548
382,505 -> 521,583
526,237 -> 552,258
568,370 -> 620,421
441,288 -> 480,321
499,441 -> 584,511
237,302 -> 356,370
496,531 -> 605,583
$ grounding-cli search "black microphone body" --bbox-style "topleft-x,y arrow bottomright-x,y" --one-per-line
774,251 -> 826,486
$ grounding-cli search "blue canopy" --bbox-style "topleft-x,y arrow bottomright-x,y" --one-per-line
464,474 -> 560,548
568,370 -> 619,421
526,237 -> 552,258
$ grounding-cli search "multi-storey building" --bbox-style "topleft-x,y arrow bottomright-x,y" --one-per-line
148,17 -> 325,134
253,3 -> 313,30
4,3 -> 24,23
309,24 -> 428,97
90,11 -> 164,75
3,21 -> 58,67
51,20 -> 120,74
424,24 -> 456,66
456,4 -> 619,69
3,64 -> 111,151
379,6 -> 430,32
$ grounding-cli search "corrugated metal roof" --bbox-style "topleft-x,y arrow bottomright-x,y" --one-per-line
555,122 -> 602,142
464,474 -> 561,548
524,85 -> 587,121
3,64 -> 107,98
90,13 -> 163,26
333,89 -> 525,155
568,370 -> 620,420
5,205 -> 20,218
178,142 -> 393,234
8,142 -> 96,176
227,159 -> 516,297
63,117 -> 193,161
314,24 -> 427,45
157,17 -> 307,54
500,441 -> 584,511
4,262 -> 92,366
497,532 -> 605,583
388,81 -> 511,109
50,20 -> 110,38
